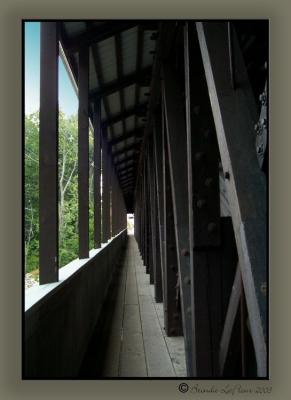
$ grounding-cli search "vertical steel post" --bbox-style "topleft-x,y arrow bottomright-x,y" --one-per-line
149,133 -> 163,302
78,46 -> 89,258
163,115 -> 183,336
93,100 -> 101,248
39,22 -> 59,284
153,110 -> 165,293
162,62 -> 193,375
184,22 -> 221,376
101,129 -> 109,243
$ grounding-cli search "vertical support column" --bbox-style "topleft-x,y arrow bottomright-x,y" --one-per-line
39,22 -> 59,284
108,155 -> 113,239
146,145 -> 154,284
78,46 -> 89,259
196,22 -> 267,376
111,170 -> 116,237
153,110 -> 165,292
93,100 -> 101,248
149,133 -> 163,302
163,117 -> 183,336
184,22 -> 221,376
162,62 -> 193,375
143,157 -> 148,269
101,129 -> 109,243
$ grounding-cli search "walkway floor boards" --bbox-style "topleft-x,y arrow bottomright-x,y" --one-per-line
103,234 -> 186,377
79,234 -> 186,378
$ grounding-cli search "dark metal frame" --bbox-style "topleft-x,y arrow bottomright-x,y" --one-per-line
39,22 -> 59,284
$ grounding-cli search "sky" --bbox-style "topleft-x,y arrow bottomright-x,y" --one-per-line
25,22 -> 78,116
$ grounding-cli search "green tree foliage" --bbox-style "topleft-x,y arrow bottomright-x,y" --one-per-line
25,112 -> 40,273
25,111 -> 95,279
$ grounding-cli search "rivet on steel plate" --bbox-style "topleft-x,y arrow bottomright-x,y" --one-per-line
181,248 -> 190,257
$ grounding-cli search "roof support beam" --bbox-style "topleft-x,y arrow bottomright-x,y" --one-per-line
121,183 -> 134,192
121,176 -> 134,184
114,150 -> 138,164
89,67 -> 152,100
109,128 -> 143,146
134,26 -> 144,132
66,22 -> 137,53
115,33 -> 126,134
114,154 -> 138,167
118,167 -> 134,177
120,173 -> 135,182
112,142 -> 140,158
120,176 -> 135,185
104,103 -> 148,126
116,159 -> 138,173
91,43 -> 113,137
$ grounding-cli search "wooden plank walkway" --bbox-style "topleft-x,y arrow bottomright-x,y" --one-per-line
102,234 -> 186,377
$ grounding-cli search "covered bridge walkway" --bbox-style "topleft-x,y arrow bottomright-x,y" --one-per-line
24,20 -> 268,379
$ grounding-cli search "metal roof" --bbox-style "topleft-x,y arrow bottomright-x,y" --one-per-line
60,21 -> 158,209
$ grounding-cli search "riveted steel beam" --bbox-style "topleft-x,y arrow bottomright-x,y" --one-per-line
196,21 -> 267,376
162,61 -> 193,375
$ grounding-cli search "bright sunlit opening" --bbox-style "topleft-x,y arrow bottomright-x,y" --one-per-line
127,214 -> 134,235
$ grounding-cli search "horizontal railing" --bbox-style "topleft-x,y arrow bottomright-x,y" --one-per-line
24,229 -> 127,378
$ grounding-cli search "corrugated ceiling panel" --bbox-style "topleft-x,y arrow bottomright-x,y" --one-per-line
64,22 -> 87,37
107,92 -> 121,116
139,86 -> 150,103
118,160 -> 133,169
125,149 -> 135,157
106,131 -> 111,142
125,116 -> 135,132
142,30 -> 156,68
113,142 -> 123,152
115,153 -> 126,163
136,118 -> 145,129
112,121 -> 123,137
121,27 -> 138,76
124,137 -> 135,147
124,84 -> 136,109
98,37 -> 117,84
